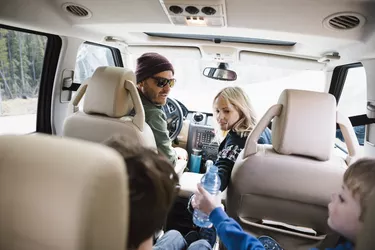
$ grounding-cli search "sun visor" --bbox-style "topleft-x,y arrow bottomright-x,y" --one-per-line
240,51 -> 325,71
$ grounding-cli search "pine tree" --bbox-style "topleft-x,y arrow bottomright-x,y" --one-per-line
0,28 -> 13,100
0,28 -> 47,100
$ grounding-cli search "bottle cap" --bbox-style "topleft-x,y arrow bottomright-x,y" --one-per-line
205,160 -> 214,167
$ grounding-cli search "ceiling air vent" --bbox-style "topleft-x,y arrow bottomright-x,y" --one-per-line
323,12 -> 365,31
62,3 -> 92,19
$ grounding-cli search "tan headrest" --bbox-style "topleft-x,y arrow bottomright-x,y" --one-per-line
244,90 -> 359,164
84,66 -> 135,118
0,134 -> 128,250
271,89 -> 336,161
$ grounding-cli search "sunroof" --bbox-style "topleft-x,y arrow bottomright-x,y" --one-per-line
145,33 -> 296,46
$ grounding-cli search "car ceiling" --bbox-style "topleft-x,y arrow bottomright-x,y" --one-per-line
1,0 -> 375,67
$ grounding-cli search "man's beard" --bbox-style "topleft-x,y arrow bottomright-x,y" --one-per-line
145,87 -> 167,106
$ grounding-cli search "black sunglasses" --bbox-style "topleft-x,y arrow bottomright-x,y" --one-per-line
149,76 -> 176,88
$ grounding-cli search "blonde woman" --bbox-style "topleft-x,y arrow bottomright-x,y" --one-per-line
212,86 -> 271,191
185,87 -> 271,249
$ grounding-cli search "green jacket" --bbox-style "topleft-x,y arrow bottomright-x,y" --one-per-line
139,91 -> 177,166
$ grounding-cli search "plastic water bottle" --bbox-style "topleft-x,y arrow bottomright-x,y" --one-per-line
193,160 -> 221,228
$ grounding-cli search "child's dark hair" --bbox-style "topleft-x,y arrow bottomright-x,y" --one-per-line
103,135 -> 179,249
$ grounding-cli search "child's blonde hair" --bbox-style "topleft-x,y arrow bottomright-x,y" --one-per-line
213,86 -> 257,137
344,158 -> 375,221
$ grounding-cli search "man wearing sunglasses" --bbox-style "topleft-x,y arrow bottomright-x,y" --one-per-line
136,52 -> 187,166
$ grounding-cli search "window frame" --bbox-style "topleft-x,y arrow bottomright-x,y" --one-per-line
0,24 -> 62,134
330,62 -> 375,155
64,41 -> 124,92
329,62 -> 375,127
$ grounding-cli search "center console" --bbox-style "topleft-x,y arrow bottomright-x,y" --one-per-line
186,122 -> 219,172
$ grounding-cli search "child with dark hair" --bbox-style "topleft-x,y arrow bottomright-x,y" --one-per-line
103,136 -> 179,250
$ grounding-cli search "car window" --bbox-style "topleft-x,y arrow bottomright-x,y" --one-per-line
0,28 -> 47,134
129,55 -> 326,117
337,67 -> 367,117
74,43 -> 115,83
174,61 -> 326,116
335,66 -> 367,156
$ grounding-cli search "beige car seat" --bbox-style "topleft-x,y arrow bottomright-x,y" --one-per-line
63,66 -> 156,148
227,89 -> 361,250
0,134 -> 129,250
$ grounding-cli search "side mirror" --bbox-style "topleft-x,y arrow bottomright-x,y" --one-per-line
203,63 -> 237,81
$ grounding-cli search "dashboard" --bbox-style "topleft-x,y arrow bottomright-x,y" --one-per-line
186,112 -> 215,127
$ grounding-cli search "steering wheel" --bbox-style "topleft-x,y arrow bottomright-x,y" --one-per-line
162,97 -> 184,141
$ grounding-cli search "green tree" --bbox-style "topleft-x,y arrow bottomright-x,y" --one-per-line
0,28 -> 13,100
0,28 -> 47,100
25,34 -> 46,96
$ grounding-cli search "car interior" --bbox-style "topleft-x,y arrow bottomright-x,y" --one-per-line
1,0 -> 375,249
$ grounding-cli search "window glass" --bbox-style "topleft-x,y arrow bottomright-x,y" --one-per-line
335,66 -> 367,157
337,67 -> 367,117
74,43 -> 115,83
0,28 -> 47,134
130,55 -> 326,117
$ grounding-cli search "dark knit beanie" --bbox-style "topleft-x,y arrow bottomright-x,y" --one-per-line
135,53 -> 174,83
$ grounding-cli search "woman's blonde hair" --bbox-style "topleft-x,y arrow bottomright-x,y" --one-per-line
213,86 -> 257,137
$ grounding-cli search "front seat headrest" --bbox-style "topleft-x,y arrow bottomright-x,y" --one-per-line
271,89 -> 337,161
0,134 -> 129,250
84,66 -> 135,118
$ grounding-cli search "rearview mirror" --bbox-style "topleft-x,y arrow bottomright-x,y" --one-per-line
203,64 -> 237,81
